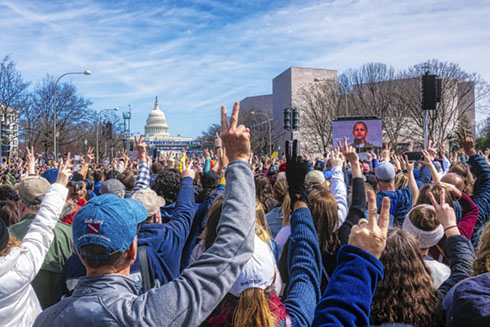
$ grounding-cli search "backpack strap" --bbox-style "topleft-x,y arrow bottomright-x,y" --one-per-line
138,246 -> 151,292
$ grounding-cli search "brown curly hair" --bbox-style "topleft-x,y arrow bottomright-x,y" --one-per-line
448,161 -> 474,196
370,228 -> 444,327
416,184 -> 455,208
473,221 -> 490,276
308,187 -> 340,255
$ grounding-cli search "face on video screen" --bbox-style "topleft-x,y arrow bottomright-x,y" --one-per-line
352,122 -> 368,141
332,119 -> 382,148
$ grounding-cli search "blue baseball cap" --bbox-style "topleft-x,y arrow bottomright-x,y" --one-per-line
72,194 -> 147,259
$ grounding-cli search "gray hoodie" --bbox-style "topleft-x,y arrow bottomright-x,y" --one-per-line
34,161 -> 256,327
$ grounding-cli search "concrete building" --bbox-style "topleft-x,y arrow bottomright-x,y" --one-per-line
241,66 -> 477,152
0,105 -> 19,156
241,67 -> 338,151
142,97 -> 199,154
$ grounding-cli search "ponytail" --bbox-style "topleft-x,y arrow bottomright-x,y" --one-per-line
232,288 -> 276,327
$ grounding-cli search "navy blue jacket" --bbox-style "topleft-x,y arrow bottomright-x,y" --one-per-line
312,245 -> 384,326
468,154 -> 490,247
60,177 -> 196,295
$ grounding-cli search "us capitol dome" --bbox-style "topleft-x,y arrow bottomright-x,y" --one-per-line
143,97 -> 199,152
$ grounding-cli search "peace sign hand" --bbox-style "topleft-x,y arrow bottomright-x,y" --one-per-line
349,190 -> 390,259
428,188 -> 458,233
220,102 -> 251,162
456,128 -> 476,157
56,154 -> 73,186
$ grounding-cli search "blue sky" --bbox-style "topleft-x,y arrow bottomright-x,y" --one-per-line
1,0 -> 489,137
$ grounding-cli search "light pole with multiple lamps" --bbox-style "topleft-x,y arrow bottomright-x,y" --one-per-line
251,111 -> 272,156
96,107 -> 119,164
53,70 -> 91,159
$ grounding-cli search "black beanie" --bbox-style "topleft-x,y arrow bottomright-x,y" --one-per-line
0,219 -> 9,252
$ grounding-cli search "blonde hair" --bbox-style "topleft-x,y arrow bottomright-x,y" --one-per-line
474,221 -> 490,276
232,288 -> 277,327
0,233 -> 21,257
394,173 -> 409,190
256,202 -> 272,244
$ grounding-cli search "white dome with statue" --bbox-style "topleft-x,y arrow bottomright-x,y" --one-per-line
145,97 -> 170,137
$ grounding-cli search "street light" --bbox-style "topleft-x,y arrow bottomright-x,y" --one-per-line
314,78 -> 349,116
96,107 -> 119,164
251,111 -> 272,156
53,70 -> 91,159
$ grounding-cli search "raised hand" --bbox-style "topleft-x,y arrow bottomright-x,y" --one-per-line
428,188 -> 460,237
26,146 -> 36,175
56,154 -> 73,186
215,132 -> 222,148
182,167 -> 196,180
348,190 -> 390,259
420,150 -> 433,167
331,147 -> 344,167
338,136 -> 359,164
456,128 -> 476,157
220,102 -> 251,162
134,135 -> 148,161
85,146 -> 95,163
286,139 -> 309,210
381,143 -> 392,162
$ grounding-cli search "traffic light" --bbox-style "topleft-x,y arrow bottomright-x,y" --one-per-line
421,74 -> 437,110
284,107 -> 291,130
1,121 -> 7,140
292,107 -> 300,130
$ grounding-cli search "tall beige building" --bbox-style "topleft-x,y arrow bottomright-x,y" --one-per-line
240,67 -> 338,152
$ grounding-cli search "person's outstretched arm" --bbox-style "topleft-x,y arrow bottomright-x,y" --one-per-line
138,103 -> 256,327
1,160 -> 71,302
338,138 -> 366,244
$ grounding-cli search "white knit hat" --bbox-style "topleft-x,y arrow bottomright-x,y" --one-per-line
229,235 -> 275,297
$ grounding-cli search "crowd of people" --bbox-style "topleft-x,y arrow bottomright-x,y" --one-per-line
0,102 -> 489,326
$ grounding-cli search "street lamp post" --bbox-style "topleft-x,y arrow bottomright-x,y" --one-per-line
251,111 -> 272,156
96,107 -> 119,164
53,70 -> 91,159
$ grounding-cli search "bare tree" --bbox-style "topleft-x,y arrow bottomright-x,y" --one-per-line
199,123 -> 221,150
0,56 -> 30,155
398,59 -> 490,144
294,80 -> 343,153
341,63 -> 412,146
19,75 -> 93,156
239,108 -> 279,156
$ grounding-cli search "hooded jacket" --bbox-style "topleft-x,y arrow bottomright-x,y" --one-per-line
0,184 -> 67,327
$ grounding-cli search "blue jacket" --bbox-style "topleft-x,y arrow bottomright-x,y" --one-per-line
468,154 -> 490,247
312,245 -> 384,326
180,183 -> 225,271
61,177 -> 196,295
376,186 -> 412,226
284,207 -> 322,327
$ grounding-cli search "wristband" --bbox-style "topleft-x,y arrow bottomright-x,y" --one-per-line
444,225 -> 458,233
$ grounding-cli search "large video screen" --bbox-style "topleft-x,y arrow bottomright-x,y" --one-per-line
332,118 -> 382,149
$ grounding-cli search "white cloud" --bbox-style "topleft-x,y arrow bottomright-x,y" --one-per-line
0,0 -> 489,137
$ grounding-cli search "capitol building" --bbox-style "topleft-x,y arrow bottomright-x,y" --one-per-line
142,97 -> 199,153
